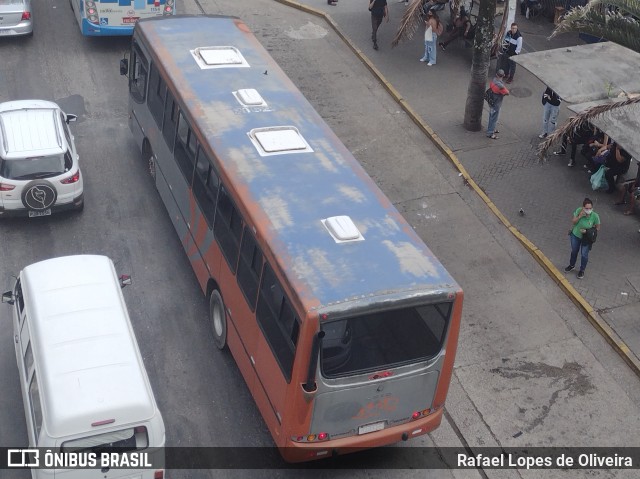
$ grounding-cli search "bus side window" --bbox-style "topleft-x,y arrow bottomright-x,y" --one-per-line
175,111 -> 196,181
256,265 -> 299,382
148,63 -> 166,129
237,228 -> 263,311
28,374 -> 43,444
192,147 -> 218,227
130,45 -> 148,104
162,93 -> 178,150
214,186 -> 243,273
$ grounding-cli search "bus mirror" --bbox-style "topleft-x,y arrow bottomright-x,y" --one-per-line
120,58 -> 129,76
66,114 -> 77,124
303,331 -> 325,393
119,275 -> 132,288
2,291 -> 14,305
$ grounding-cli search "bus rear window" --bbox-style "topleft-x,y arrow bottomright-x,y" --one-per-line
320,302 -> 451,379
61,426 -> 148,453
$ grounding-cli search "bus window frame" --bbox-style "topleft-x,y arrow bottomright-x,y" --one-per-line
130,42 -> 148,105
214,186 -> 244,274
255,264 -> 300,383
236,227 -> 264,311
148,62 -> 167,129
191,146 -> 219,227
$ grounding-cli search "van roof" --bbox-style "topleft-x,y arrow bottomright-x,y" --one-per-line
21,255 -> 158,439
0,100 -> 66,159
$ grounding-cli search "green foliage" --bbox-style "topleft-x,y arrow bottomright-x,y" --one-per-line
552,0 -> 640,53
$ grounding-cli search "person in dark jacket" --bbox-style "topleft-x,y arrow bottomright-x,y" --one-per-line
499,23 -> 522,83
539,87 -> 561,139
369,0 -> 389,51
604,144 -> 632,193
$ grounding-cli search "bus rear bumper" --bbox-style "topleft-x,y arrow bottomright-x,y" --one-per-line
281,407 -> 443,463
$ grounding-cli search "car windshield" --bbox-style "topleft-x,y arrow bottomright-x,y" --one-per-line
0,155 -> 66,180
320,302 -> 452,379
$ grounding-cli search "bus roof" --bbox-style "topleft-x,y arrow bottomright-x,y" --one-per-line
21,255 -> 157,438
136,16 -> 460,313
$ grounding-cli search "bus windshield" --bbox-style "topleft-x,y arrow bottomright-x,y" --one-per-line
320,302 -> 452,379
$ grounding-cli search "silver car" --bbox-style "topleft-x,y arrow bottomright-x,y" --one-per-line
0,0 -> 32,37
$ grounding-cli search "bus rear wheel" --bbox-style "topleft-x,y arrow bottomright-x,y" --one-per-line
209,289 -> 227,350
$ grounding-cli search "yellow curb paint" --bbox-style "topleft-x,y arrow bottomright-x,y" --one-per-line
271,0 -> 640,378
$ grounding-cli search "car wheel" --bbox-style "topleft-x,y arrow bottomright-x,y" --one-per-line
142,140 -> 156,181
209,289 -> 227,350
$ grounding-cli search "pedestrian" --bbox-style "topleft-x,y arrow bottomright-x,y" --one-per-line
539,87 -> 561,139
565,197 -> 600,280
438,6 -> 471,50
369,0 -> 389,51
486,69 -> 510,139
499,23 -> 522,83
419,11 -> 443,65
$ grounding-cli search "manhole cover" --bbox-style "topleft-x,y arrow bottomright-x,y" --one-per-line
509,86 -> 532,98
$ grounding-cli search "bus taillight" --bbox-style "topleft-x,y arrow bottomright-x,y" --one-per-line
411,408 -> 431,420
163,0 -> 174,14
291,433 -> 329,442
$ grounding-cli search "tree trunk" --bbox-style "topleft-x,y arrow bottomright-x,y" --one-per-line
463,0 -> 498,131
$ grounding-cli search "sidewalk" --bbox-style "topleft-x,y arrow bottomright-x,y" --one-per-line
280,0 -> 640,368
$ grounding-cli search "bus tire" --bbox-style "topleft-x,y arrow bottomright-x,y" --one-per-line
142,140 -> 156,181
209,289 -> 227,350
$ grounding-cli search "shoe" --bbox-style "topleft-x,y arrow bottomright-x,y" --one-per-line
419,58 -> 427,62
564,265 -> 575,273
586,169 -> 592,174
577,270 -> 584,279
427,62 -> 434,66
553,150 -> 566,156
505,77 -> 513,83
487,134 -> 499,139
538,133 -> 547,139
373,43 -> 378,50
567,161 -> 575,167
494,130 -> 500,134
439,42 -> 446,51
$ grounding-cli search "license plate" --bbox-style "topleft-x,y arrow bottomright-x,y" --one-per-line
28,209 -> 51,218
0,30 -> 16,36
358,421 -> 385,435
122,17 -> 140,24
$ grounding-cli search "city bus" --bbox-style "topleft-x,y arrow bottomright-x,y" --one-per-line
70,0 -> 175,36
120,14 -> 463,462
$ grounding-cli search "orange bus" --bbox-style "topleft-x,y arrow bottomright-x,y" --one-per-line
120,14 -> 463,462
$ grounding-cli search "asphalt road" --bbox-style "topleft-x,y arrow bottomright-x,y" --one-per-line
1,0 -> 639,478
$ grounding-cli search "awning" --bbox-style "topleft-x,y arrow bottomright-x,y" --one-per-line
513,42 -> 640,160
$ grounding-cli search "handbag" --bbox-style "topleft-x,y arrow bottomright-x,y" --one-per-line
590,165 -> 608,191
484,88 -> 496,107
582,227 -> 598,245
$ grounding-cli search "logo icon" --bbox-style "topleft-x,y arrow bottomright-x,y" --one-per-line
7,449 -> 39,468
23,183 -> 56,210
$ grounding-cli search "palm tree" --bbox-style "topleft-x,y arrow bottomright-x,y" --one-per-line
463,0 -> 497,131
539,0 -> 640,156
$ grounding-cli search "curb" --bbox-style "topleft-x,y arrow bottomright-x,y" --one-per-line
272,0 -> 640,378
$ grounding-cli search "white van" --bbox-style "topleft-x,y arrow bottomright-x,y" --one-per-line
2,255 -> 165,479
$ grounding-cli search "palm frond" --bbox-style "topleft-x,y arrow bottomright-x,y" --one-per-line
537,96 -> 640,158
551,1 -> 640,53
392,0 -> 427,47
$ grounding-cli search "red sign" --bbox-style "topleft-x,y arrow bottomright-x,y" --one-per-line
122,17 -> 140,24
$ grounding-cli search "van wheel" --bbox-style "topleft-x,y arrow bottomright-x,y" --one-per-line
142,141 -> 156,181
209,289 -> 227,350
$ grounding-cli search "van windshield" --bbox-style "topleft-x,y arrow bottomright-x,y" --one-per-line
0,153 -> 69,180
320,302 -> 452,379
61,426 -> 148,454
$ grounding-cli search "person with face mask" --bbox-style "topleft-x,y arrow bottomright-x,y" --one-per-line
565,198 -> 601,279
